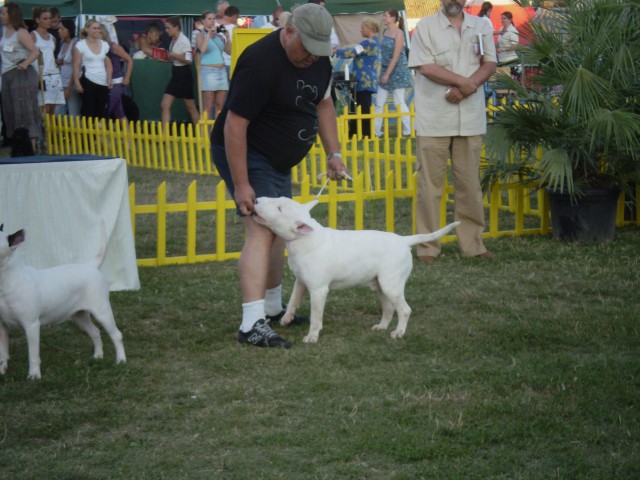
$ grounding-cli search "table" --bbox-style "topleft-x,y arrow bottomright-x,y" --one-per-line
0,156 -> 140,291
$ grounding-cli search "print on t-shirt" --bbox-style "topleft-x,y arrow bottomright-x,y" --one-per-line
296,79 -> 320,143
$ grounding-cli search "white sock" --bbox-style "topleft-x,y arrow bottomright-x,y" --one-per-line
264,285 -> 283,316
240,299 -> 265,333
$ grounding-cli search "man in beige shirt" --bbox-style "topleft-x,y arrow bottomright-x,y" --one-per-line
409,0 -> 497,260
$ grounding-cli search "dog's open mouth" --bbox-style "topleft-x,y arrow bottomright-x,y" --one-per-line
253,213 -> 264,223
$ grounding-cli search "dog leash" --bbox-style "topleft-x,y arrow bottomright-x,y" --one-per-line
315,171 -> 354,200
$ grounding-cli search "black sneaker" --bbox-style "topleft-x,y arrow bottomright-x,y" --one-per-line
266,305 -> 309,326
238,319 -> 292,348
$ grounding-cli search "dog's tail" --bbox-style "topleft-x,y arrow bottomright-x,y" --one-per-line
402,221 -> 461,247
92,221 -> 108,268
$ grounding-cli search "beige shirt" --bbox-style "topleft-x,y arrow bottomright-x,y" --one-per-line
408,10 -> 497,137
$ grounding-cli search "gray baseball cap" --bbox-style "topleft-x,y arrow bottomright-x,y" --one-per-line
290,3 -> 333,57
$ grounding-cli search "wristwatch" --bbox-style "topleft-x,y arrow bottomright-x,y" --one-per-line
326,152 -> 342,162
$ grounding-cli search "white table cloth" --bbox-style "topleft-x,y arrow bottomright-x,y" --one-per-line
0,156 -> 140,291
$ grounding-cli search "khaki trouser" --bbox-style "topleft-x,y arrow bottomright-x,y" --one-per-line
415,135 -> 488,257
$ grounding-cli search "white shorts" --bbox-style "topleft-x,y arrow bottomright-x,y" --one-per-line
39,73 -> 66,106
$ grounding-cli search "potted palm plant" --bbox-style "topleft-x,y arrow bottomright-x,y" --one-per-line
481,0 -> 640,241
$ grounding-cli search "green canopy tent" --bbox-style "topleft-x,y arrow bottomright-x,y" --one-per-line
11,0 -> 405,16
9,0 -> 76,16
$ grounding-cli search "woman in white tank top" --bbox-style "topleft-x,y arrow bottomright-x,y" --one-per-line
31,7 -> 65,115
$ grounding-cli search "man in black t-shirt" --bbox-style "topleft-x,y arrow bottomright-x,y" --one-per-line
211,3 -> 346,348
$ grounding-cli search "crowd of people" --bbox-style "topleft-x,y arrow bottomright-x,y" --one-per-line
0,2 -> 135,152
0,0 -> 522,146
0,0 -> 306,150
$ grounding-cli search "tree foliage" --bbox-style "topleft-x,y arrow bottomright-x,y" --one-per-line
482,0 -> 640,199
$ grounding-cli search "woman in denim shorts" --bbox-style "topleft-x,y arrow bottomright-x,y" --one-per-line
196,10 -> 230,119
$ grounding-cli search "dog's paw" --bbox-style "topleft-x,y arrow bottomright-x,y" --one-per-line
281,313 -> 294,326
302,333 -> 319,343
371,323 -> 388,331
390,329 -> 405,339
0,360 -> 7,375
28,370 -> 42,380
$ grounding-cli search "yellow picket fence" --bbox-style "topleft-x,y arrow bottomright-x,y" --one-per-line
44,104 -> 415,179
45,114 -> 217,175
129,175 -> 557,266
131,171 -> 414,266
44,110 -> 636,266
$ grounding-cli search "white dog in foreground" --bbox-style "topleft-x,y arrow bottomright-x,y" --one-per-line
0,225 -> 126,379
253,197 -> 460,343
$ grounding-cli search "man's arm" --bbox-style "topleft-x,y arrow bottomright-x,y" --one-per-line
316,96 -> 346,180
470,61 -> 497,87
416,61 -> 496,98
222,30 -> 232,55
223,111 -> 255,215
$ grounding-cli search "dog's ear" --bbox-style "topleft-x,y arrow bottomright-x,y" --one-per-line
294,222 -> 314,235
8,229 -> 25,248
303,200 -> 319,212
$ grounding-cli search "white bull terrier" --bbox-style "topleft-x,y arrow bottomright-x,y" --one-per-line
253,197 -> 460,343
0,225 -> 126,379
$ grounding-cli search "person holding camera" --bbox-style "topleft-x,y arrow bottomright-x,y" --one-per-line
197,10 -> 230,119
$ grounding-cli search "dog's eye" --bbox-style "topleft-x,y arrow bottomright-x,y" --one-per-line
278,206 -> 282,212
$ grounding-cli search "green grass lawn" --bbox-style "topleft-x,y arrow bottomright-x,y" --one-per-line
1,224 -> 639,479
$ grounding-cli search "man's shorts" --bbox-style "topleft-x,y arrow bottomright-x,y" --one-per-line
211,144 -> 292,216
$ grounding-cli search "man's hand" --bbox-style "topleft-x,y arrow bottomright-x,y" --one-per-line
327,155 -> 347,181
445,86 -> 465,104
234,183 -> 256,216
418,64 -> 482,98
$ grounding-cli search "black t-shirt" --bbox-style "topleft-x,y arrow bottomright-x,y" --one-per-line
211,30 -> 332,173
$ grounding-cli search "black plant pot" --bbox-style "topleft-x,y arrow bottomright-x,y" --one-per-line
547,188 -> 620,242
